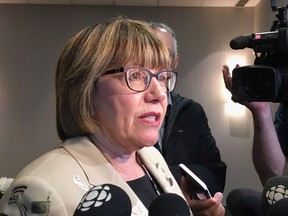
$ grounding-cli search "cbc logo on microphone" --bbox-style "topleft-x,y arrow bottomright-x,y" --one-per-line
265,184 -> 288,205
76,184 -> 112,212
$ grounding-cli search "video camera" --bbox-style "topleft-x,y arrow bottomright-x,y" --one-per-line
230,0 -> 288,102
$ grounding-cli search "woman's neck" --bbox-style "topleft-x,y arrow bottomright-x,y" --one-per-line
89,134 -> 146,181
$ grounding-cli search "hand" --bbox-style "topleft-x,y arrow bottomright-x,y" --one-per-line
221,64 -> 271,114
180,176 -> 225,216
222,64 -> 235,93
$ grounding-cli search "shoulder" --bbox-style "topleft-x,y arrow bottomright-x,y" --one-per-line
170,91 -> 204,113
16,138 -> 88,178
0,175 -> 70,216
0,137 -> 99,216
171,91 -> 201,106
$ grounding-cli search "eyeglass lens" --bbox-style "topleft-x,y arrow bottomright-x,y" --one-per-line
126,67 -> 176,92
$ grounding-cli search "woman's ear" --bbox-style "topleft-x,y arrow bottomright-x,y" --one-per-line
174,54 -> 179,69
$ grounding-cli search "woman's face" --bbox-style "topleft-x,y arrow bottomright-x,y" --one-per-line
94,67 -> 167,153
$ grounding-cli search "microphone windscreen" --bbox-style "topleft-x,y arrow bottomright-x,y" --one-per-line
230,35 -> 250,50
74,184 -> 132,216
226,188 -> 262,216
261,176 -> 288,216
267,197 -> 288,216
148,193 -> 190,216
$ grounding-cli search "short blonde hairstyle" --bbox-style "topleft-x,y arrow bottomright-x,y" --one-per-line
55,16 -> 171,140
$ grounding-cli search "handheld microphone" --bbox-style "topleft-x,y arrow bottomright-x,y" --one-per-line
74,184 -> 132,216
267,197 -> 288,216
148,193 -> 191,216
261,176 -> 288,216
226,188 -> 262,216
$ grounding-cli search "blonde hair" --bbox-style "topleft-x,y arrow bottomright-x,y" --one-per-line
55,16 -> 171,140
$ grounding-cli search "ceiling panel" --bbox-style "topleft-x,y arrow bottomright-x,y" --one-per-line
29,0 -> 70,4
202,0 -> 239,7
0,0 -> 26,3
115,0 -> 158,6
71,0 -> 114,5
158,0 -> 203,7
0,0 -> 262,7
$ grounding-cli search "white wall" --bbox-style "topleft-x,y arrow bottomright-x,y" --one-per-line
0,1 -> 282,203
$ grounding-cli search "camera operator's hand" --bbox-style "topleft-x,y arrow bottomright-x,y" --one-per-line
222,64 -> 234,93
180,176 -> 225,216
221,64 -> 271,114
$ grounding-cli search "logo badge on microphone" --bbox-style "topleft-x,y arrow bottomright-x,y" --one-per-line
265,184 -> 288,205
74,184 -> 132,216
76,184 -> 112,212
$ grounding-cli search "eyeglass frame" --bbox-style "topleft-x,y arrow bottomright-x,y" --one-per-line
103,66 -> 178,93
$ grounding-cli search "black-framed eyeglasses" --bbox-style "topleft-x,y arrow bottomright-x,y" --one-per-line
104,66 -> 178,93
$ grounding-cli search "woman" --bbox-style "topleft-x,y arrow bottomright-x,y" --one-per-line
0,16 -> 226,216
0,16 -> 184,216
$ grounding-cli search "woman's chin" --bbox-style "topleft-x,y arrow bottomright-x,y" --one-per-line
141,137 -> 158,147
134,132 -> 158,148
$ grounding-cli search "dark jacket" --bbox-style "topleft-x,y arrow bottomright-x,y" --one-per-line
161,92 -> 227,196
275,103 -> 288,156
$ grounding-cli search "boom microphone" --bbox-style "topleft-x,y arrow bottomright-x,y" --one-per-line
261,176 -> 288,216
149,193 -> 191,216
230,35 -> 252,50
74,184 -> 132,216
229,30 -> 283,53
226,188 -> 262,216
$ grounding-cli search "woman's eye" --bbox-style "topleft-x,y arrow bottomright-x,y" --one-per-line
130,72 -> 143,81
158,74 -> 168,82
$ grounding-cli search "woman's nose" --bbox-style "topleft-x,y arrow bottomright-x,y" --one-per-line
145,77 -> 167,102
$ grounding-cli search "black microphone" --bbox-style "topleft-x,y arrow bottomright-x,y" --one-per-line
226,188 -> 262,216
148,193 -> 191,216
230,35 -> 252,50
267,197 -> 288,216
74,184 -> 132,216
261,176 -> 288,216
230,31 -> 279,53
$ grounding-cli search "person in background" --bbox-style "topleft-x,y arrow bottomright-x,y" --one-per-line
149,22 -> 227,195
0,16 -> 225,216
149,21 -> 226,215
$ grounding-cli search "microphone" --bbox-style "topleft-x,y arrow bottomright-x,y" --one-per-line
148,193 -> 191,216
230,35 -> 252,50
229,31 -> 279,53
267,197 -> 288,216
261,176 -> 288,216
226,188 -> 262,216
74,184 -> 132,216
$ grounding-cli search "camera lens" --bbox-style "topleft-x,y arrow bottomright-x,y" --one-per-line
243,68 -> 275,99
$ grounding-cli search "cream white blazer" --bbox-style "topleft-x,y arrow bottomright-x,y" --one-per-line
0,136 -> 191,216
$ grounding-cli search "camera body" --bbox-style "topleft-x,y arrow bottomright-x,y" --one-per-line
231,2 -> 288,102
232,65 -> 288,102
